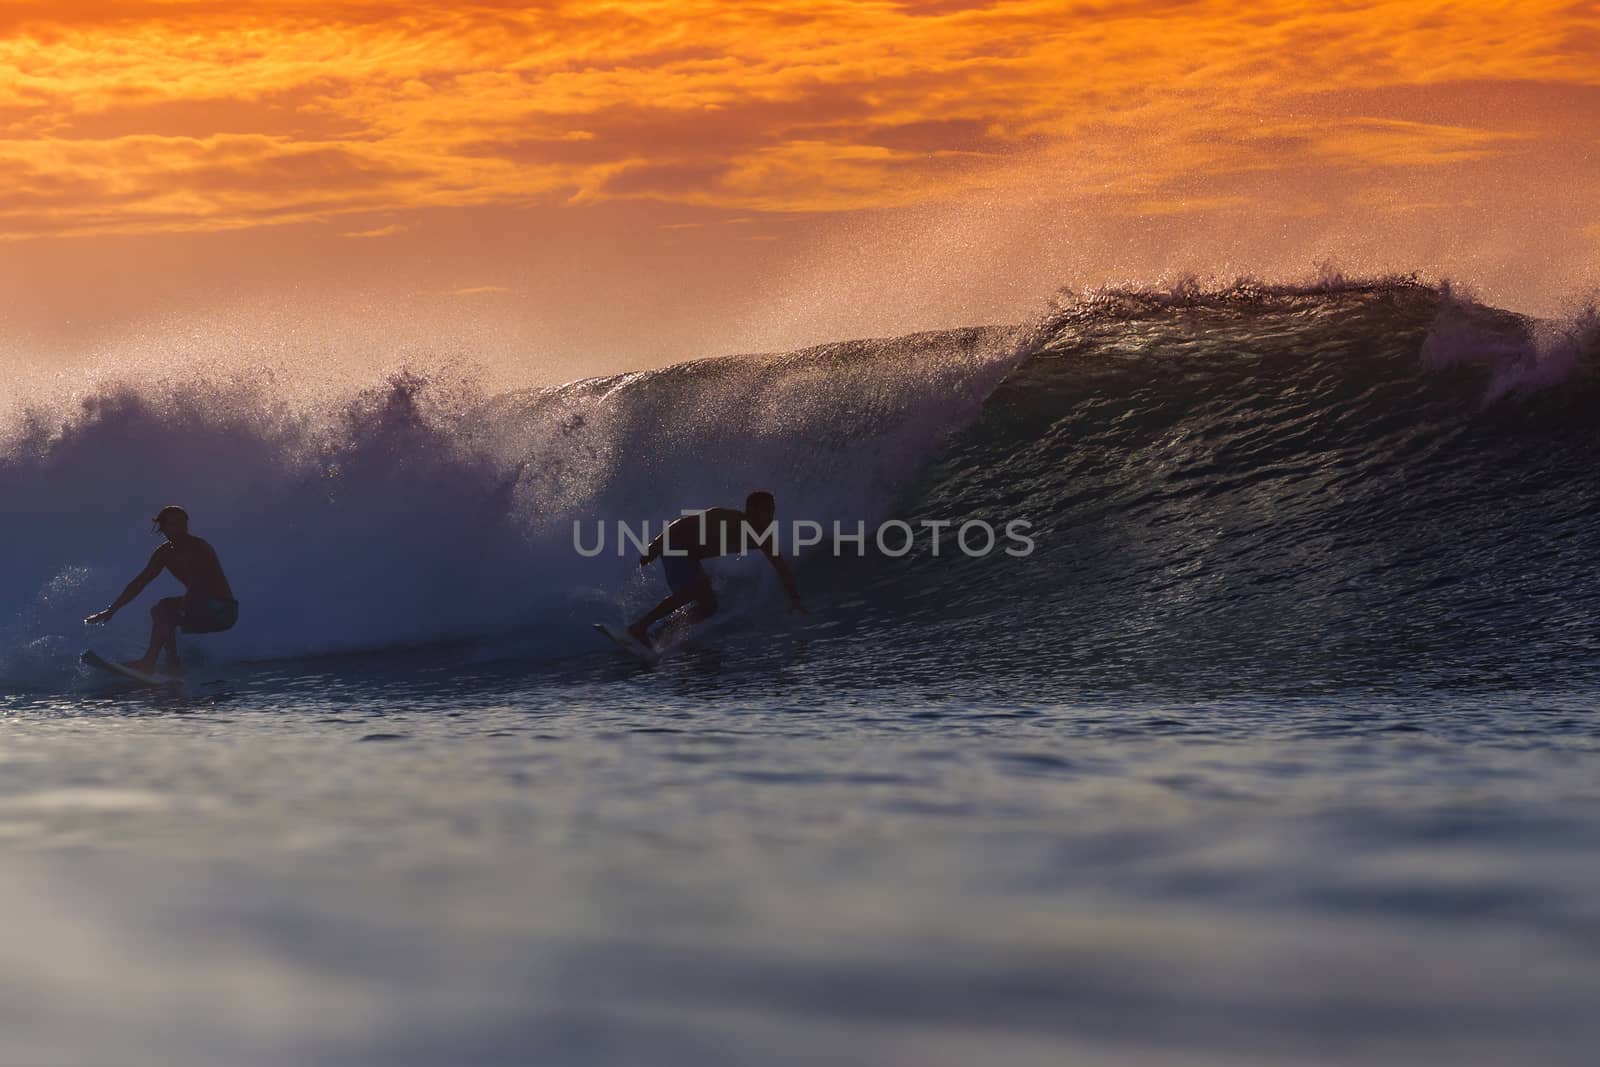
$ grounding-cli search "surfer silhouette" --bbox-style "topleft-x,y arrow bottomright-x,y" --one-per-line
627,490 -> 803,648
84,505 -> 238,675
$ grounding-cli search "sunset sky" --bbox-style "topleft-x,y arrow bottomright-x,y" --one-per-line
2,1 -> 1596,380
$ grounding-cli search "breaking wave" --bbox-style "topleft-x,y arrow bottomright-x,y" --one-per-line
2,275 -> 1596,690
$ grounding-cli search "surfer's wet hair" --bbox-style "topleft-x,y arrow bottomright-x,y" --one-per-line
745,490 -> 776,514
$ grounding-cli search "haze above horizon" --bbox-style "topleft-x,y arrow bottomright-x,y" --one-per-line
3,1 -> 1596,380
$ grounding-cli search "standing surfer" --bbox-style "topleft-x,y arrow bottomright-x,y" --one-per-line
628,490 -> 802,648
85,505 -> 238,675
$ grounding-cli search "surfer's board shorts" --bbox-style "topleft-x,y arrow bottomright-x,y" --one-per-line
163,596 -> 240,634
661,553 -> 707,595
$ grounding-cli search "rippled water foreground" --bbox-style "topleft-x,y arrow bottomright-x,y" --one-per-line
3,654 -> 1597,1067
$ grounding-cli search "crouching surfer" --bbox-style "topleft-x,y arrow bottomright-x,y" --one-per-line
85,505 -> 238,675
628,490 -> 802,648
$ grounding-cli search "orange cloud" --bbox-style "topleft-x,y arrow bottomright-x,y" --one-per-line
0,1 -> 1595,238
343,223 -> 407,238
1309,119 -> 1521,168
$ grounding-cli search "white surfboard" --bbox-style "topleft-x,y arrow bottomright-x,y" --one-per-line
81,650 -> 171,687
593,623 -> 659,665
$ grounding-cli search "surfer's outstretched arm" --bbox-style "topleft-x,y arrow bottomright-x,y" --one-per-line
85,548 -> 167,624
762,550 -> 803,612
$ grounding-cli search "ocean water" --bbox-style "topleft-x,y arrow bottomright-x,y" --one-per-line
3,279 -> 1598,1065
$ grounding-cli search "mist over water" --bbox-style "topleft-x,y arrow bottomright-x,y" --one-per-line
0,322 -> 1023,680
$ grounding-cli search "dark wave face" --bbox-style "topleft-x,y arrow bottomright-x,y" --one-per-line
820,280 -> 1600,694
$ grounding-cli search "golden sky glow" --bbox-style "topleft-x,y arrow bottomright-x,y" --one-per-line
1,2 -> 1596,376
3,0 -> 1596,238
